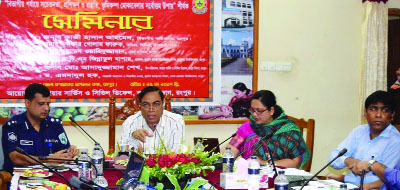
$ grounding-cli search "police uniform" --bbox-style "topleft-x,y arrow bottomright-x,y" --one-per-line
2,112 -> 71,172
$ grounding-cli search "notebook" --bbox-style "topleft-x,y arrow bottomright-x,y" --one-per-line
193,137 -> 220,154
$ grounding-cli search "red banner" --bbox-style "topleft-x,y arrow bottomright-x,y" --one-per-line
0,0 -> 210,99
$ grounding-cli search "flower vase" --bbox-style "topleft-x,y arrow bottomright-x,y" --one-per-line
150,174 -> 192,189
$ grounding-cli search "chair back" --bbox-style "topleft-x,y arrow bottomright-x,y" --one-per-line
0,117 -> 8,170
108,94 -> 171,154
0,116 -> 12,190
287,116 -> 315,172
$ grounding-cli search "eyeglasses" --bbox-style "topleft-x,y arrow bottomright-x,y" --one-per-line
141,101 -> 162,110
249,107 -> 269,115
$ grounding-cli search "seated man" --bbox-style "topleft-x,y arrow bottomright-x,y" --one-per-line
329,90 -> 400,189
351,157 -> 400,190
2,83 -> 79,172
120,86 -> 185,154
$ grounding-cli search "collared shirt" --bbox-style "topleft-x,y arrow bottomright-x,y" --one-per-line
119,110 -> 185,154
382,158 -> 400,190
2,112 -> 71,172
329,124 -> 400,185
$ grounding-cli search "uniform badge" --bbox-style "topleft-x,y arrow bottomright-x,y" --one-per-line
59,132 -> 68,145
8,132 -> 17,142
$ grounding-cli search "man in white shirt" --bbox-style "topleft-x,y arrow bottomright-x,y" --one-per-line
119,86 -> 185,154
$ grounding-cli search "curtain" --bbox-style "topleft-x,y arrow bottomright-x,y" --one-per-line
360,1 -> 388,119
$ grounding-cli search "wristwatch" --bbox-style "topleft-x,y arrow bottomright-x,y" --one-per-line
368,160 -> 377,171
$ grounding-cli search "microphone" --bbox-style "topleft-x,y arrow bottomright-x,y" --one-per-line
69,175 -> 101,190
217,132 -> 236,147
69,116 -> 105,157
235,130 -> 276,160
38,156 -> 98,175
153,124 -> 168,153
299,148 -> 348,190
15,147 -> 73,190
360,170 -> 366,190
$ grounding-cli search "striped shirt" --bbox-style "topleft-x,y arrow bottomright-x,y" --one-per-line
119,110 -> 185,154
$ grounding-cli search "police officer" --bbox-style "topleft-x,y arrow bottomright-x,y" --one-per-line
2,83 -> 79,172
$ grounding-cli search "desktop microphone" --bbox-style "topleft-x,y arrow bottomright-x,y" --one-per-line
69,116 -> 105,157
38,156 -> 98,175
235,130 -> 277,160
299,148 -> 348,190
360,170 -> 366,190
15,147 -> 73,190
69,175 -> 102,190
153,124 -> 169,153
217,132 -> 236,147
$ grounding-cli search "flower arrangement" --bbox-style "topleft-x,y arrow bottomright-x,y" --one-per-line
139,146 -> 222,190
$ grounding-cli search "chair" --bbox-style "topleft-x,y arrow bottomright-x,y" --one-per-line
108,94 -> 172,154
287,116 -> 315,172
0,117 -> 11,190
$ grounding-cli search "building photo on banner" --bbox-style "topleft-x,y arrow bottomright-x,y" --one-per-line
0,0 -> 255,122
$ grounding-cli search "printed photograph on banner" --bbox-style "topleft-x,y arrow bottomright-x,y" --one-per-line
194,0 -> 254,120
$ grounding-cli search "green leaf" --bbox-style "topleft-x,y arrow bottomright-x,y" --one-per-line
115,178 -> 123,185
155,183 -> 164,190
185,178 -> 208,190
166,173 -> 181,190
139,167 -> 149,184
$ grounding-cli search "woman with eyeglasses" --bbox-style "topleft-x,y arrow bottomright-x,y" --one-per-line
227,90 -> 310,168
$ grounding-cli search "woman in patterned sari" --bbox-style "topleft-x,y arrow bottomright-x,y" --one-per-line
227,90 -> 310,169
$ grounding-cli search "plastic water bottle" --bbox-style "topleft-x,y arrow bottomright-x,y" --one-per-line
195,140 -> 204,151
134,181 -> 147,190
248,156 -> 260,190
91,146 -> 103,178
222,147 -> 234,173
120,178 -> 139,190
78,151 -> 91,180
93,173 -> 108,188
274,170 -> 289,190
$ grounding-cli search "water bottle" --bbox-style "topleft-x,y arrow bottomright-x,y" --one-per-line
91,146 -> 103,178
195,140 -> 204,151
120,178 -> 138,190
222,147 -> 234,173
93,173 -> 108,188
248,156 -> 260,190
340,184 -> 347,190
78,151 -> 91,180
274,170 -> 289,190
134,181 -> 147,190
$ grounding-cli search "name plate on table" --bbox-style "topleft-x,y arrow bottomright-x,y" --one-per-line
220,173 -> 248,189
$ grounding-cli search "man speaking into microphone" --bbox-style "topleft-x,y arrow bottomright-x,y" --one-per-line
119,86 -> 185,154
1,83 -> 79,172
329,91 -> 400,189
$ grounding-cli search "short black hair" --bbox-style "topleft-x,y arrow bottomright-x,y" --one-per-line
365,90 -> 396,112
138,86 -> 164,102
24,83 -> 50,101
251,90 -> 282,119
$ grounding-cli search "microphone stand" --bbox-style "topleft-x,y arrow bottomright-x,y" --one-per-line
69,116 -> 106,159
360,170 -> 366,190
39,157 -> 98,175
15,147 -> 73,190
217,133 -> 236,147
235,130 -> 276,160
299,148 -> 348,190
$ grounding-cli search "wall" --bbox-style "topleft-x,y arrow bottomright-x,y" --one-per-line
65,0 -> 364,175
257,0 -> 363,174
